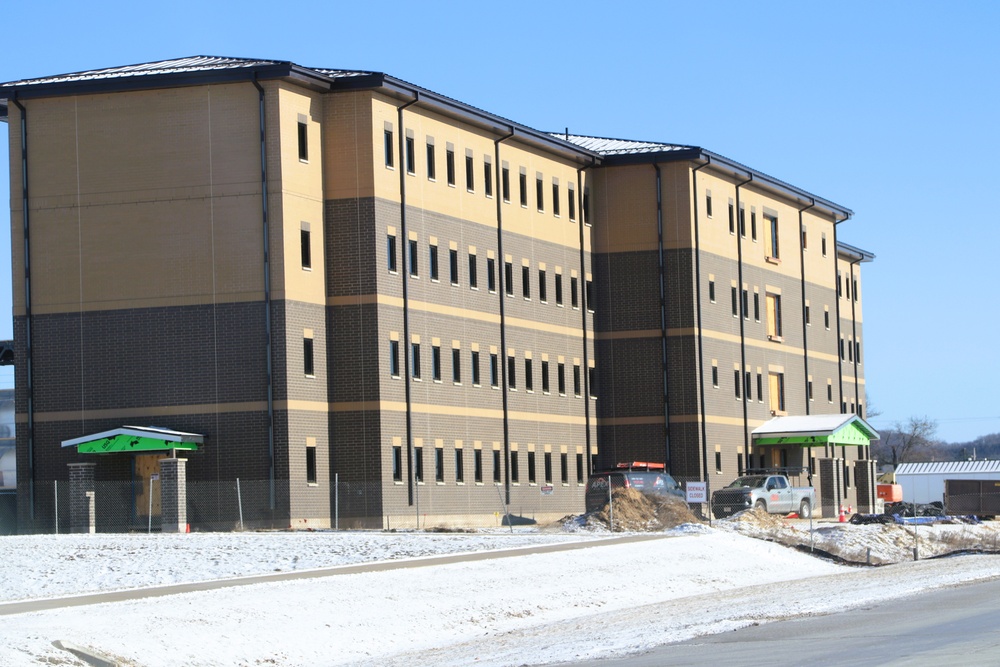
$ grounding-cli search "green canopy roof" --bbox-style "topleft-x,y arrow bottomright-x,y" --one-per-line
751,414 -> 879,447
61,426 -> 204,454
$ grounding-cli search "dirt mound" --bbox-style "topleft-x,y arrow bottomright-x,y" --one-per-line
718,506 -> 789,531
587,488 -> 703,532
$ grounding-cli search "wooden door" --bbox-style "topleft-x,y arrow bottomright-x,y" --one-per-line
134,455 -> 162,519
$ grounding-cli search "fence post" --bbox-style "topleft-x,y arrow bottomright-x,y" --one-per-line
609,482 -> 614,532
334,473 -> 339,531
236,478 -> 244,531
148,476 -> 154,534
54,480 -> 58,534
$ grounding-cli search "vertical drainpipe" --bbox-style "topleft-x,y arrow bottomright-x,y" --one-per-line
690,157 -> 712,487
251,77 -> 276,513
12,95 -> 34,520
734,174 -> 753,472
797,199 -> 816,416
652,164 -> 670,470
577,159 -> 595,475
396,94 -> 419,506
494,127 -> 515,503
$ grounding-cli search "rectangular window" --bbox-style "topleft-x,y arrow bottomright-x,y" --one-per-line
508,354 -> 516,390
745,371 -> 752,401
706,192 -> 713,217
712,363 -> 719,388
728,203 -> 735,234
411,343 -> 421,379
487,257 -> 497,293
484,160 -> 493,197
805,304 -> 811,325
528,451 -> 537,484
446,148 -> 455,186
751,210 -> 757,241
452,348 -> 461,384
766,214 -> 779,259
525,358 -> 533,392
450,249 -> 459,285
493,450 -> 502,483
389,340 -> 400,377
709,280 -> 716,303
588,367 -> 597,399
571,277 -> 579,309
827,381 -> 833,403
468,253 -> 478,289
415,447 -> 424,483
715,449 -> 722,473
552,182 -> 560,216
838,271 -> 843,298
739,206 -> 746,237
409,239 -> 419,277
583,188 -> 591,225
522,265 -> 530,299
455,449 -> 464,483
855,341 -> 862,363
474,449 -> 483,483
731,286 -> 738,317
432,345 -> 441,382
558,362 -> 566,395
561,453 -> 568,484
824,309 -> 831,329
519,171 -> 528,206
822,233 -> 828,257
568,187 -> 576,221
769,372 -> 786,413
766,294 -> 783,339
757,372 -> 763,402
502,167 -> 510,202
544,452 -> 553,484
297,122 -> 308,161
303,337 -> 315,376
555,274 -> 563,306
429,244 -> 439,281
576,452 -> 584,483
801,225 -> 807,250
300,228 -> 312,269
808,380 -> 814,401
306,446 -> 317,484
490,353 -> 499,388
405,136 -> 415,174
734,369 -> 741,399
505,261 -> 514,296
538,270 -> 547,302
742,289 -> 749,320
435,447 -> 444,483
393,446 -> 402,482
384,129 -> 394,168
511,450 -> 519,483
586,279 -> 594,312
753,292 -> 760,322
573,364 -> 581,397
542,360 -> 550,393
536,176 -> 544,211
472,350 -> 481,386
387,234 -> 398,272
426,142 -> 436,180
853,279 -> 859,301
465,154 -> 474,191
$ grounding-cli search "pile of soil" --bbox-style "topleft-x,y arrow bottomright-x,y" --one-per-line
717,506 -> 789,531
586,488 -> 702,532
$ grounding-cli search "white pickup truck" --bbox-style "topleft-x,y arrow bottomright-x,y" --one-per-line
711,473 -> 816,519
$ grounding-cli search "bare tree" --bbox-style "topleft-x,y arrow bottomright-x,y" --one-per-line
864,392 -> 882,421
872,417 -> 938,467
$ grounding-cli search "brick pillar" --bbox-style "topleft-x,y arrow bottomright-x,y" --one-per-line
68,463 -> 96,534
159,458 -> 187,533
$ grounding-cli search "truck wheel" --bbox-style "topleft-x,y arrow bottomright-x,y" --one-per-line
754,499 -> 767,512
798,499 -> 811,519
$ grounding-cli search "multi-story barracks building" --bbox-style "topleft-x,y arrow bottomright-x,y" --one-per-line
0,56 -> 877,531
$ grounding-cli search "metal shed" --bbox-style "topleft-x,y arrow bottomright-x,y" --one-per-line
894,461 -> 1000,505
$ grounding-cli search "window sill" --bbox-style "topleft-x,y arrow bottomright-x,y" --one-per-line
305,374 -> 316,379
307,482 -> 318,487
766,256 -> 781,265
302,266 -> 312,272
767,335 -> 784,343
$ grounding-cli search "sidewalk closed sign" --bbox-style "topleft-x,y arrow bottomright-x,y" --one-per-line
685,481 -> 707,503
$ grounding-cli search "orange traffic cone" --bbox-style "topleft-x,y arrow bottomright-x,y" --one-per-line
838,504 -> 846,522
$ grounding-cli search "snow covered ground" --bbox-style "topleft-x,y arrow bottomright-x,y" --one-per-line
2,522 -> 999,666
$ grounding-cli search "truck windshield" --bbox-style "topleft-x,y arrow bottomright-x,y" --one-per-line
726,476 -> 767,489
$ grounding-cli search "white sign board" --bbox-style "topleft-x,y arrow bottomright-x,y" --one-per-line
685,481 -> 707,503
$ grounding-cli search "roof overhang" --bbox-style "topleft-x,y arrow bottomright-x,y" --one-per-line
836,241 -> 876,263
62,426 -> 204,454
752,414 -> 879,447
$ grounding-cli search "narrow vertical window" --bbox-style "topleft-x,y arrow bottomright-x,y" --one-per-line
505,261 -> 514,296
405,136 -> 415,174
484,158 -> 494,197
753,292 -> 760,322
731,286 -> 738,317
552,182 -> 560,216
446,148 -> 455,186
432,345 -> 441,382
558,362 -> 566,395
297,122 -> 308,161
583,188 -> 591,225
538,269 -> 547,302
805,304 -> 811,325
450,249 -> 459,285
745,371 -> 752,401
493,450 -> 502,483
739,206 -> 746,237
528,451 -> 536,484
306,445 -> 317,484
525,358 -> 533,392
824,309 -> 831,330
387,234 -> 398,272
300,228 -> 312,269
588,367 -> 597,399
536,176 -> 544,211
767,215 -> 780,258
712,363 -> 719,388
487,257 -> 497,293
508,353 -> 516,390
465,154 -> 475,191
706,192 -> 713,217
542,360 -> 550,393
568,186 -> 576,221
522,265 -> 530,299
393,446 -> 402,482
734,369 -> 741,399
415,447 -> 424,483
801,224 -> 807,250
576,452 -> 584,483
490,353 -> 499,388
303,337 -> 315,377
519,171 -> 528,206
561,453 -> 568,484
757,372 -> 763,402
766,293 -> 782,339
709,279 -> 716,302
409,239 -> 419,277
384,129 -> 394,168
511,451 -> 519,483
389,340 -> 400,377
728,202 -> 735,234
472,350 -> 481,386
751,209 -> 757,241
474,449 -> 483,483
411,343 -> 421,379
426,142 -> 436,180
468,252 -> 478,289
544,452 -> 552,484
555,274 -> 563,306
822,233 -> 828,257
452,348 -> 461,384
571,277 -> 579,309
502,167 -> 510,202
455,449 -> 464,483
742,288 -> 749,320
573,364 -> 581,397
585,279 -> 594,313
429,244 -> 439,281
435,447 -> 444,483
808,379 -> 814,401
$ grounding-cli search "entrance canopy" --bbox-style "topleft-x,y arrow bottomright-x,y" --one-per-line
62,426 -> 204,454
752,414 -> 879,447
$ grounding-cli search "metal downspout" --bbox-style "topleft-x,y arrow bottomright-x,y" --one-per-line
734,174 -> 753,472
577,160 -> 596,476
653,164 -> 670,470
12,96 -> 34,521
396,94 -> 419,507
250,77 -> 276,514
797,200 -> 816,415
690,158 -> 712,488
494,128 -> 515,504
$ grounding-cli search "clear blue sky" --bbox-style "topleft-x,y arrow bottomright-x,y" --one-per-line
1,1 -> 998,443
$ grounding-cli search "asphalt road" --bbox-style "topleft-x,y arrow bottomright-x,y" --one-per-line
570,576 -> 1000,666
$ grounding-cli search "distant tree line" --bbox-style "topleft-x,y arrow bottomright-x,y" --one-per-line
871,416 -> 1000,467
